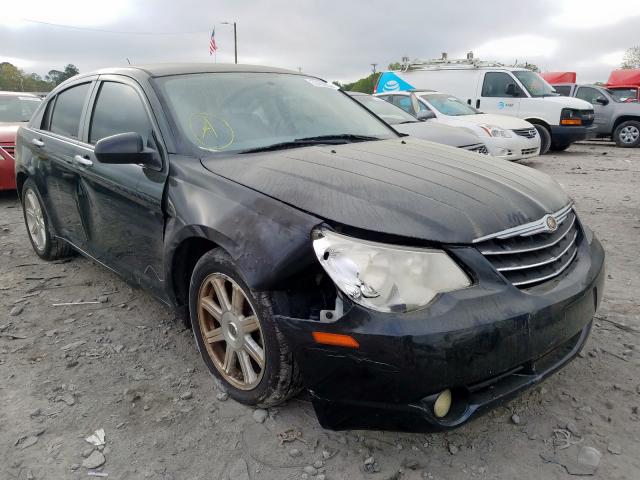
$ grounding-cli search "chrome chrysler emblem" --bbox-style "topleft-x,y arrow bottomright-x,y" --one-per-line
545,215 -> 558,232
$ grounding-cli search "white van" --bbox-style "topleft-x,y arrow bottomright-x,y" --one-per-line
375,58 -> 596,154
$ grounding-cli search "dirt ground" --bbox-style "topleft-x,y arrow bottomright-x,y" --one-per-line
1,142 -> 639,480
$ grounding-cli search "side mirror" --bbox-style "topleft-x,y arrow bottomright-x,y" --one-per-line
416,110 -> 436,121
94,132 -> 160,168
595,97 -> 609,106
505,83 -> 519,96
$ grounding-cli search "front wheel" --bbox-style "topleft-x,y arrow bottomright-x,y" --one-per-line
188,249 -> 302,407
533,124 -> 551,155
613,121 -> 640,148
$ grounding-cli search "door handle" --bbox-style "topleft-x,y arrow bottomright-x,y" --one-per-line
31,138 -> 44,147
73,154 -> 93,167
476,99 -> 481,109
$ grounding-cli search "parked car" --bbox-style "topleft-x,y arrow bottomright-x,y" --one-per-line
550,83 -> 640,148
374,89 -> 540,160
375,58 -> 596,154
0,91 -> 41,190
16,64 -> 604,432
606,69 -> 640,103
347,92 -> 488,154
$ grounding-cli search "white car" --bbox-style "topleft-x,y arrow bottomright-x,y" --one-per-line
375,90 -> 540,160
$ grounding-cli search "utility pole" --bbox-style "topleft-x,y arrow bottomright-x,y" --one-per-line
371,63 -> 378,75
221,21 -> 238,64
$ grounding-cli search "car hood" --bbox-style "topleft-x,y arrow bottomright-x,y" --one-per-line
200,137 -> 570,244
392,121 -> 482,148
541,95 -> 593,110
0,123 -> 21,143
450,114 -> 534,129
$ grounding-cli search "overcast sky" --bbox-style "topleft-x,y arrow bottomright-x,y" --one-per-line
2,0 -> 640,84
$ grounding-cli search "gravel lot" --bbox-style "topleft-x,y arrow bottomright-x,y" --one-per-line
1,143 -> 639,480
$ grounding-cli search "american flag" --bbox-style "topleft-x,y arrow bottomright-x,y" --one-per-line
209,28 -> 217,55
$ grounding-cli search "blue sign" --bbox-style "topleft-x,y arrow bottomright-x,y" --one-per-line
376,72 -> 415,93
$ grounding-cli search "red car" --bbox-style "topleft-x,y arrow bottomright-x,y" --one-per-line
0,91 -> 42,190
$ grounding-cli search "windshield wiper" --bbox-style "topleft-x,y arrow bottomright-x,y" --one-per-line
239,134 -> 381,154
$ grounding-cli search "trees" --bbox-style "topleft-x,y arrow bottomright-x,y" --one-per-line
0,62 -> 79,92
621,46 -> 640,69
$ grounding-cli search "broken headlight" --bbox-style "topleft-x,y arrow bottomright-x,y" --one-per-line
312,228 -> 471,313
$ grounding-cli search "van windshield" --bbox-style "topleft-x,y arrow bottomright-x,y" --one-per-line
513,71 -> 558,97
156,72 -> 397,153
420,94 -> 477,116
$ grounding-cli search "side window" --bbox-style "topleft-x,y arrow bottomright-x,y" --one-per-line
48,83 -> 91,139
418,101 -> 431,111
89,81 -> 153,145
553,85 -> 571,96
40,97 -> 56,130
482,72 -> 519,97
391,95 -> 413,113
575,87 -> 605,105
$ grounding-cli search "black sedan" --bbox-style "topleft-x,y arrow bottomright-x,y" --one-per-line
15,64 -> 604,432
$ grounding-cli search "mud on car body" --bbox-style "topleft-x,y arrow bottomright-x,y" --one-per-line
15,64 -> 605,432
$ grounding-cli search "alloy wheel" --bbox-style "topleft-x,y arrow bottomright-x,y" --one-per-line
197,273 -> 266,390
619,125 -> 639,144
24,189 -> 46,252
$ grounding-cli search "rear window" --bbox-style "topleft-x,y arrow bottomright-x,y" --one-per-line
48,83 -> 91,139
552,85 -> 572,96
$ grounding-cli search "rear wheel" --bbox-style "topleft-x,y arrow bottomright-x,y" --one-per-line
533,124 -> 551,155
21,179 -> 73,260
613,120 -> 640,148
189,249 -> 302,406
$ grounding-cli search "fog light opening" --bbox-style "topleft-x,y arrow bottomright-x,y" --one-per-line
433,389 -> 452,418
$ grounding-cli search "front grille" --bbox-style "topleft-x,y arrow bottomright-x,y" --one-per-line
464,144 -> 489,155
0,144 -> 15,159
521,147 -> 538,155
513,128 -> 537,139
474,206 -> 580,288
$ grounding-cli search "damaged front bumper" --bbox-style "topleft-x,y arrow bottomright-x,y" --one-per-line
276,232 -> 605,432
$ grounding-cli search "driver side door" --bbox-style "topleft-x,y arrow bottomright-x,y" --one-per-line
75,76 -> 168,297
575,86 -> 612,134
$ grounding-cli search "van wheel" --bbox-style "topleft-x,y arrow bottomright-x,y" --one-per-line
613,121 -> 640,148
533,125 -> 551,154
21,179 -> 74,260
189,249 -> 303,407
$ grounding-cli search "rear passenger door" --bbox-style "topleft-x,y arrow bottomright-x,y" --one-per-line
75,76 -> 168,295
478,72 -> 522,116
28,80 -> 95,248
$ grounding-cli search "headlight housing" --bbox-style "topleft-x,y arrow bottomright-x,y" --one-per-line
312,228 -> 471,313
560,108 -> 583,125
479,124 -> 512,138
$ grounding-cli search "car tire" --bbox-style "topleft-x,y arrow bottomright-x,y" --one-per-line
189,248 -> 303,407
21,179 -> 74,260
533,124 -> 552,155
550,142 -> 571,152
613,120 -> 640,148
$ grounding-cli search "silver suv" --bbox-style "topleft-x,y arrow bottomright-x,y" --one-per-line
552,83 -> 640,148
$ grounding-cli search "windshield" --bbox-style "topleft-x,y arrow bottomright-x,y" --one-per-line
156,73 -> 396,153
353,95 -> 417,125
421,94 -> 477,116
513,71 -> 557,97
0,95 -> 41,122
607,88 -> 638,102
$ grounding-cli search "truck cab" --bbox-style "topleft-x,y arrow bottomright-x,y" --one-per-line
375,58 -> 596,154
606,69 -> 640,103
550,83 -> 640,148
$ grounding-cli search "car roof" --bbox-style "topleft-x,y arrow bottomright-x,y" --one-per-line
0,91 -> 40,97
79,63 -> 302,79
346,91 -> 368,96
